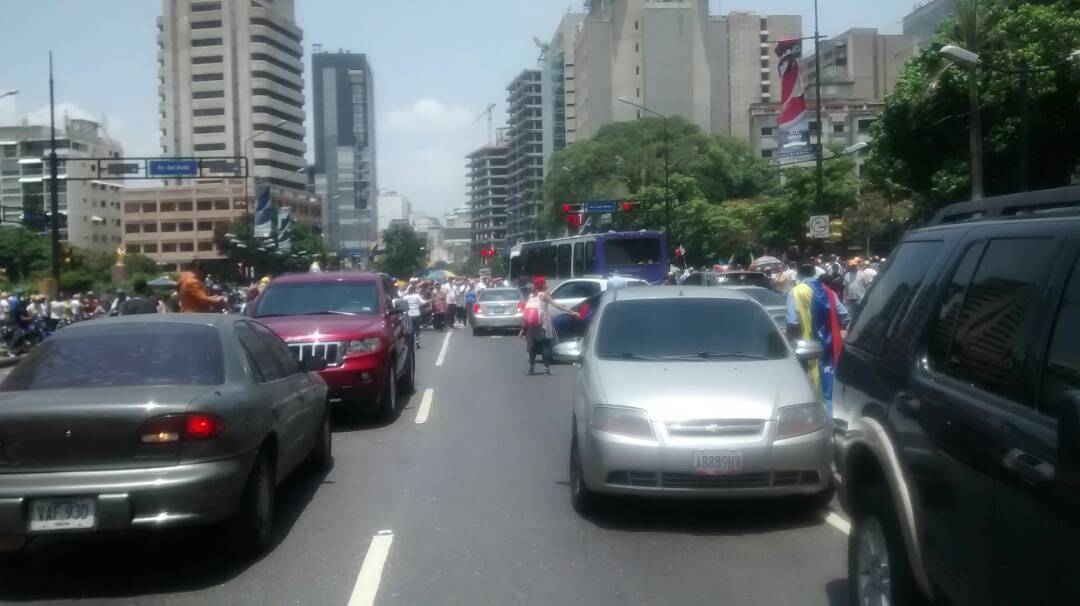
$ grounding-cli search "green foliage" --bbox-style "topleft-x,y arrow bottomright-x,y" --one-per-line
376,223 -> 427,278
0,227 -> 51,283
867,0 -> 1080,218
214,217 -> 326,276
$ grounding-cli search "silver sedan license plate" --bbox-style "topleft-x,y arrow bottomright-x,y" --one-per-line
29,497 -> 95,532
491,306 -> 506,315
694,451 -> 743,475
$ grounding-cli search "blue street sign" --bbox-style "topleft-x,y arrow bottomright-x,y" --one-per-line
585,200 -> 617,213
148,159 -> 199,177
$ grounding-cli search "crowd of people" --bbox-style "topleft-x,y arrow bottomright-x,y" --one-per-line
397,275 -> 510,347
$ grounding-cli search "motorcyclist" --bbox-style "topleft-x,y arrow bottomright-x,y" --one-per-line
6,289 -> 36,356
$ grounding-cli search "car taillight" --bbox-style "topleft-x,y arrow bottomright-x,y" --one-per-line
473,303 -> 481,314
139,413 -> 225,444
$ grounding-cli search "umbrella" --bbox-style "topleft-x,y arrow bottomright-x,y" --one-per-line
425,269 -> 457,280
147,277 -> 177,288
750,256 -> 784,270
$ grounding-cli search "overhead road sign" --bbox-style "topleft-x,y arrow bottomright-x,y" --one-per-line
49,157 -> 249,181
148,159 -> 199,177
585,200 -> 617,213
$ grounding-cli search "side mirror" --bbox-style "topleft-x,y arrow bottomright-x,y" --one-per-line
392,298 -> 409,314
1059,391 -> 1080,469
793,339 -> 825,362
301,356 -> 328,372
553,339 -> 583,364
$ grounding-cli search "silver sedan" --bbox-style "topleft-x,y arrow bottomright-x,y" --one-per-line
0,314 -> 330,556
554,286 -> 832,513
471,287 -> 525,335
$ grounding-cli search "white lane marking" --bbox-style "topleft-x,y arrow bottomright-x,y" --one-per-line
415,388 -> 434,424
435,331 -> 452,366
824,511 -> 851,535
490,335 -> 504,339
347,530 -> 394,606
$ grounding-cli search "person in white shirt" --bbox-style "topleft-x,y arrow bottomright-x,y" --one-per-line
442,281 -> 459,328
403,287 -> 429,348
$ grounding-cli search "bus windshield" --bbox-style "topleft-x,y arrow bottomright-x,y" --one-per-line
604,237 -> 661,265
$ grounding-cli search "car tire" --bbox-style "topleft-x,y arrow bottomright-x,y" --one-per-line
848,483 -> 924,606
569,435 -> 602,514
307,411 -> 333,473
380,362 -> 398,420
398,345 -> 416,395
230,449 -> 275,555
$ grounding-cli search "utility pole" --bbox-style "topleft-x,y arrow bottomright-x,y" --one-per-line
48,52 -> 61,293
813,0 -> 824,211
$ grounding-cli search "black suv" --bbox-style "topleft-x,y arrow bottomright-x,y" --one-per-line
834,186 -> 1080,605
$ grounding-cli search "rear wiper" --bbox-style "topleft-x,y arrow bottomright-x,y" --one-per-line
661,351 -> 771,361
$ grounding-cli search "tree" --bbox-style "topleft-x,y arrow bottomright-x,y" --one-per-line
867,0 -> 1080,219
0,227 -> 51,283
376,223 -> 427,278
214,217 -> 326,278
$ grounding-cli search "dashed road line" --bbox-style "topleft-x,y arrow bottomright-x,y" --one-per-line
347,530 -> 394,606
435,331 -> 452,366
415,388 -> 434,424
824,511 -> 851,535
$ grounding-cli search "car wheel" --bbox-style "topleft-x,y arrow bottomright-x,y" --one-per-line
380,362 -> 398,420
307,411 -> 332,473
230,450 -> 275,555
848,484 -> 924,606
569,435 -> 602,514
398,345 -> 416,395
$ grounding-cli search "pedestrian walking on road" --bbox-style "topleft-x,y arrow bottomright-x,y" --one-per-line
403,286 -> 429,348
120,278 -> 163,315
786,263 -> 850,415
521,276 -> 578,375
177,263 -> 226,313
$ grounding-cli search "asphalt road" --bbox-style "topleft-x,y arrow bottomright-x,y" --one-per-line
0,327 -> 850,605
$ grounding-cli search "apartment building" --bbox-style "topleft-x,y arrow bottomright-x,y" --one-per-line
541,12 -> 585,168
312,49 -> 377,261
376,189 -> 411,236
749,99 -> 884,161
803,28 -> 914,102
0,119 -> 124,254
504,69 -> 545,244
466,129 -> 509,251
904,0 -> 954,51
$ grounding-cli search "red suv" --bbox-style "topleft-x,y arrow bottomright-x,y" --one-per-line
249,272 -> 415,418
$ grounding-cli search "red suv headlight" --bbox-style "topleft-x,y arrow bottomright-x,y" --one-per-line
344,337 -> 381,355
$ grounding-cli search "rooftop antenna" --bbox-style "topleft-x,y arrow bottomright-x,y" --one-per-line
473,103 -> 496,146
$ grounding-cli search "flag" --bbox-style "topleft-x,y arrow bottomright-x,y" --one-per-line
253,179 -> 273,238
774,39 -> 814,165
276,208 -> 292,253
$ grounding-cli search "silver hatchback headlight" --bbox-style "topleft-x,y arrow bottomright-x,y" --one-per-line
590,405 -> 656,440
776,403 -> 827,439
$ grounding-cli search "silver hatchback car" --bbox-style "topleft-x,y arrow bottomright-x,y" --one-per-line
554,286 -> 833,513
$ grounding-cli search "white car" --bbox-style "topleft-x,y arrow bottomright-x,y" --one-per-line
549,277 -> 647,313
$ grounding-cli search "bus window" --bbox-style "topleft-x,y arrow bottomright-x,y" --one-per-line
584,241 -> 596,275
604,237 -> 660,266
542,245 -> 556,278
556,243 -> 572,279
572,242 -> 585,277
509,254 -> 523,281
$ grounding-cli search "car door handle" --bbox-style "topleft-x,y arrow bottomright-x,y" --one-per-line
1002,448 -> 1056,485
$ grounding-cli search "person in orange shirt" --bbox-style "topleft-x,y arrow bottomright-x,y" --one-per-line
177,264 -> 226,313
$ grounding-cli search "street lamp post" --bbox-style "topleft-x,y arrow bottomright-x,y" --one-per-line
48,53 -> 61,294
940,45 -> 1080,193
617,97 -> 671,239
243,118 -> 288,212
813,0 -> 825,212
0,90 -> 18,101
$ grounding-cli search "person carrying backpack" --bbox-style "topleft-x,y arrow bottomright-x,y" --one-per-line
521,276 -> 579,375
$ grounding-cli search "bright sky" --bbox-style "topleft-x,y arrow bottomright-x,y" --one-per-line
0,0 -> 918,218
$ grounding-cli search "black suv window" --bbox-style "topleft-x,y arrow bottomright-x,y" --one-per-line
847,240 -> 944,356
929,238 -> 1057,406
1041,254 -> 1080,418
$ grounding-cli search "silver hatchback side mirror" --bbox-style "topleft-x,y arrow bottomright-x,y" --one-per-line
553,339 -> 583,364
793,339 -> 825,361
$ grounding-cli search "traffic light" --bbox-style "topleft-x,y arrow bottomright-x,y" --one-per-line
565,213 -> 583,228
479,247 -> 496,258
621,201 -> 641,212
562,203 -> 583,214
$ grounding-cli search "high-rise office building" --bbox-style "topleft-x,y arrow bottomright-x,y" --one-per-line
312,50 -> 377,262
541,12 -> 585,169
803,28 -> 914,102
466,129 -> 509,251
505,69 -> 545,244
158,0 -> 307,191
903,0 -> 954,51
571,1 -> 800,142
376,189 -> 411,235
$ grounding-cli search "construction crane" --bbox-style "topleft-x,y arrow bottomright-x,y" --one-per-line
474,103 -> 497,146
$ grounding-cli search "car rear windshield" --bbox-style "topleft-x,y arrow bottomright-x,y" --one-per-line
596,298 -> 787,360
603,237 -> 661,266
0,323 -> 224,390
479,289 -> 521,302
254,281 -> 380,317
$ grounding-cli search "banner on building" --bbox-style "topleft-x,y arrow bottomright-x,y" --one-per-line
773,38 -> 814,166
277,208 -> 292,253
253,179 -> 273,238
